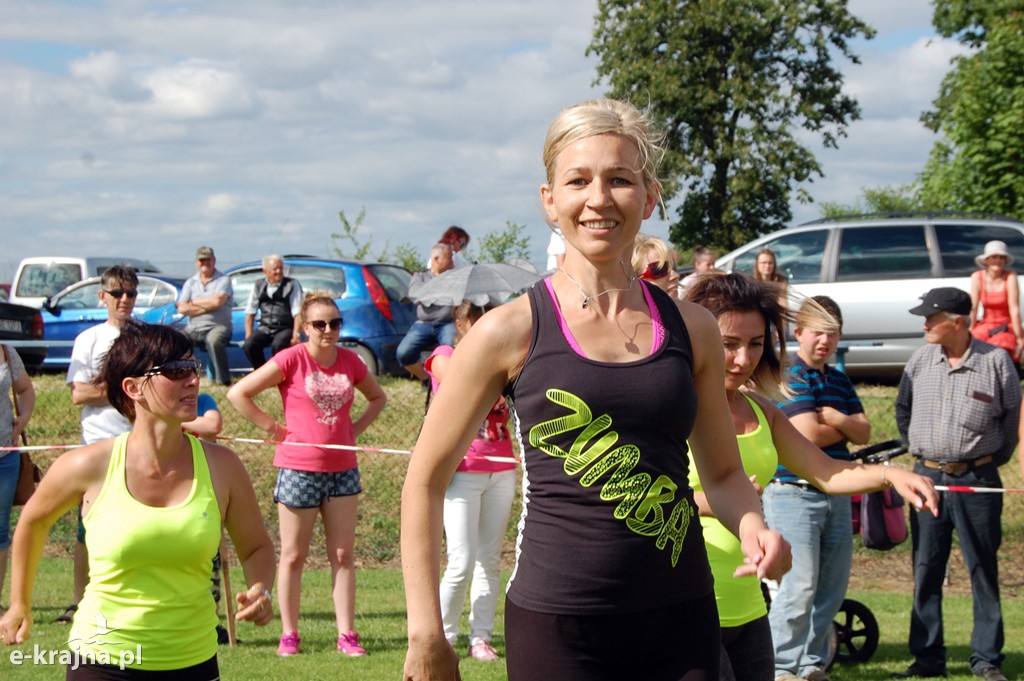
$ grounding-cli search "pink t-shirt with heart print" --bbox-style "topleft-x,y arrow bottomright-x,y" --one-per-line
270,343 -> 368,472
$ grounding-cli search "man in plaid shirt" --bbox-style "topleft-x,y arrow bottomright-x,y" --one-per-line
893,287 -> 1019,681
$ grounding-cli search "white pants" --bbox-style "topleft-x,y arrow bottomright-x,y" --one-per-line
439,469 -> 517,645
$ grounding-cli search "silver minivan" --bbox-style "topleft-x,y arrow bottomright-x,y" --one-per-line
715,212 -> 1024,377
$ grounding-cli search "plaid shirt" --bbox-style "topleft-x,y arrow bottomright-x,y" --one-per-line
895,337 -> 1020,463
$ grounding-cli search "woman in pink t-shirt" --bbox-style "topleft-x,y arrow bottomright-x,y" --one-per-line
228,293 -> 386,658
424,301 -> 517,662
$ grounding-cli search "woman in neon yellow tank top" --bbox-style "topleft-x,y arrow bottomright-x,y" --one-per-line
684,273 -> 940,681
0,322 -> 276,679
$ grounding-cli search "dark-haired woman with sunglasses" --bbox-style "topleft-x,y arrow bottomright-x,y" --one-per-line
0,322 -> 276,679
228,292 -> 386,658
632,234 -> 682,300
683,274 -> 938,681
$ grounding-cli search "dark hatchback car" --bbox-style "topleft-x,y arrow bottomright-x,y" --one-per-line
0,301 -> 46,371
39,274 -> 186,371
139,257 -> 416,376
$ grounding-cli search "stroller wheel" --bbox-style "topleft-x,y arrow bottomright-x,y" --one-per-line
828,598 -> 879,668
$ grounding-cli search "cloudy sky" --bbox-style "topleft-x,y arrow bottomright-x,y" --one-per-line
0,0 -> 964,277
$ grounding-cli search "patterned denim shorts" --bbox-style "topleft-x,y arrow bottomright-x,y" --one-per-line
273,468 -> 362,509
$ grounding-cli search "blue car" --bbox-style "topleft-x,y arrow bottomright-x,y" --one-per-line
138,257 -> 416,376
40,274 -> 186,371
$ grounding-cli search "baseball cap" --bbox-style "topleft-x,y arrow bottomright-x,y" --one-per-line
908,287 -> 971,316
195,246 -> 215,260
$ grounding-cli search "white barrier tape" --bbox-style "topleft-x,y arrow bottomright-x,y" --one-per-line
935,485 -> 1024,494
224,437 -> 520,464
0,444 -> 78,452
0,438 -> 521,465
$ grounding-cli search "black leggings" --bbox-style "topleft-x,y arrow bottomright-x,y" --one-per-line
505,594 -> 720,681
66,655 -> 219,680
720,615 -> 774,681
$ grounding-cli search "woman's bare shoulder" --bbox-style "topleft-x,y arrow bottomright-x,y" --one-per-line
456,295 -> 534,378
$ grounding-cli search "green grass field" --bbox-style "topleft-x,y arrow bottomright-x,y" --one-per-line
2,559 -> 1021,679
4,375 -> 1024,679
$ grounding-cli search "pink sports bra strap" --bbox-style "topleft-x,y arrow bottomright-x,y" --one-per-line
544,277 -> 665,358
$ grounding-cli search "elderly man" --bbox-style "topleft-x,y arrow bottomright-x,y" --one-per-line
177,246 -> 234,386
242,255 -> 303,370
892,287 -> 1020,681
397,242 -> 456,382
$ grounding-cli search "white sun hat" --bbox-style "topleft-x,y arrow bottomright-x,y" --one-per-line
975,240 -> 1014,268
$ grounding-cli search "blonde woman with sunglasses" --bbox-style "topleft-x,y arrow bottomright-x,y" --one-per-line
228,292 -> 386,658
632,234 -> 682,299
1,322 -> 275,679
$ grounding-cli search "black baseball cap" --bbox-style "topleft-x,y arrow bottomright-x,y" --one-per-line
908,287 -> 971,316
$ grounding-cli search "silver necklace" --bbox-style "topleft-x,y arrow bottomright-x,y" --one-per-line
558,265 -> 637,310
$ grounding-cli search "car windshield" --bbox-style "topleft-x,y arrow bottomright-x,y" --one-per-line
16,263 -> 80,298
231,263 -> 349,307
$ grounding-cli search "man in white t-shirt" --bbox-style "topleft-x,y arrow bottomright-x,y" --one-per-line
59,264 -> 138,623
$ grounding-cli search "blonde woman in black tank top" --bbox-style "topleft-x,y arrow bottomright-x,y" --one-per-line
401,99 -> 792,681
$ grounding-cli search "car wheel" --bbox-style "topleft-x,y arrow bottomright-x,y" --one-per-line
341,342 -> 378,376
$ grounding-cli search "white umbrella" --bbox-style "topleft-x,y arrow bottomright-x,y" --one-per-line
409,262 -> 543,307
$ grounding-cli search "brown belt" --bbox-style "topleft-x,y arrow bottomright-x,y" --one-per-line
918,455 -> 994,474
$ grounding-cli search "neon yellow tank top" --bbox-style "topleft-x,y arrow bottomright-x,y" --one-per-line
70,433 -> 221,670
688,392 -> 778,627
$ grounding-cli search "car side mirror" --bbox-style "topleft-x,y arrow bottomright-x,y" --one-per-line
42,297 -> 60,316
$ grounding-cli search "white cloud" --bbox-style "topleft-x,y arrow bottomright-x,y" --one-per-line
0,0 -> 945,277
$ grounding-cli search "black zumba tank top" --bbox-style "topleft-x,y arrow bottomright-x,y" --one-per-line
505,281 -> 713,615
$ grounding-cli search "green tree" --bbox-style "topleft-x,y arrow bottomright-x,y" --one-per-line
918,5 -> 1024,219
391,243 -> 424,273
588,0 -> 874,251
329,208 -> 422,268
819,184 -> 923,218
473,221 -> 532,264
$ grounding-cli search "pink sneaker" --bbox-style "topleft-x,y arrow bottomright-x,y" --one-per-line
276,631 -> 300,656
469,638 -> 500,661
337,630 -> 366,657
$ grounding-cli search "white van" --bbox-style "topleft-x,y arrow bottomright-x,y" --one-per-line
715,212 -> 1024,377
9,256 -> 162,308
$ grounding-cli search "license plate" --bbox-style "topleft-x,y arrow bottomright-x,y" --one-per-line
0,319 -> 22,332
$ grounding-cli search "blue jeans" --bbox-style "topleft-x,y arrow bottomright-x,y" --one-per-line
763,483 -> 852,677
396,320 -> 456,366
184,324 -> 232,385
908,461 -> 1003,673
0,451 -> 21,549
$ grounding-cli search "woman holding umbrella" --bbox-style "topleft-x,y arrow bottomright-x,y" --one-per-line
401,98 -> 790,681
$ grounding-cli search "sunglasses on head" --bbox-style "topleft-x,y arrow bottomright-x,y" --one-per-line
104,288 -> 139,299
140,358 -> 203,380
307,318 -> 343,332
640,261 -> 670,280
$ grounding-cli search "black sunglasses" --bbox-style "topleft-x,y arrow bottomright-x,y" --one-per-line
141,358 -> 203,380
307,317 -> 343,332
104,288 -> 139,299
640,261 -> 670,280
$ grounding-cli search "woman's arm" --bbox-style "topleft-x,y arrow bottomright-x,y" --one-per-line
226,361 -> 287,441
401,301 -> 528,681
0,446 -> 106,644
352,372 -> 387,439
207,444 -> 276,626
11,365 -> 35,444
758,394 -> 938,514
1007,272 -> 1023,343
969,270 -> 981,328
681,303 -> 790,580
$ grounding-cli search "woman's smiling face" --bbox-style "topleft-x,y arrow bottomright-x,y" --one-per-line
541,133 -> 659,264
